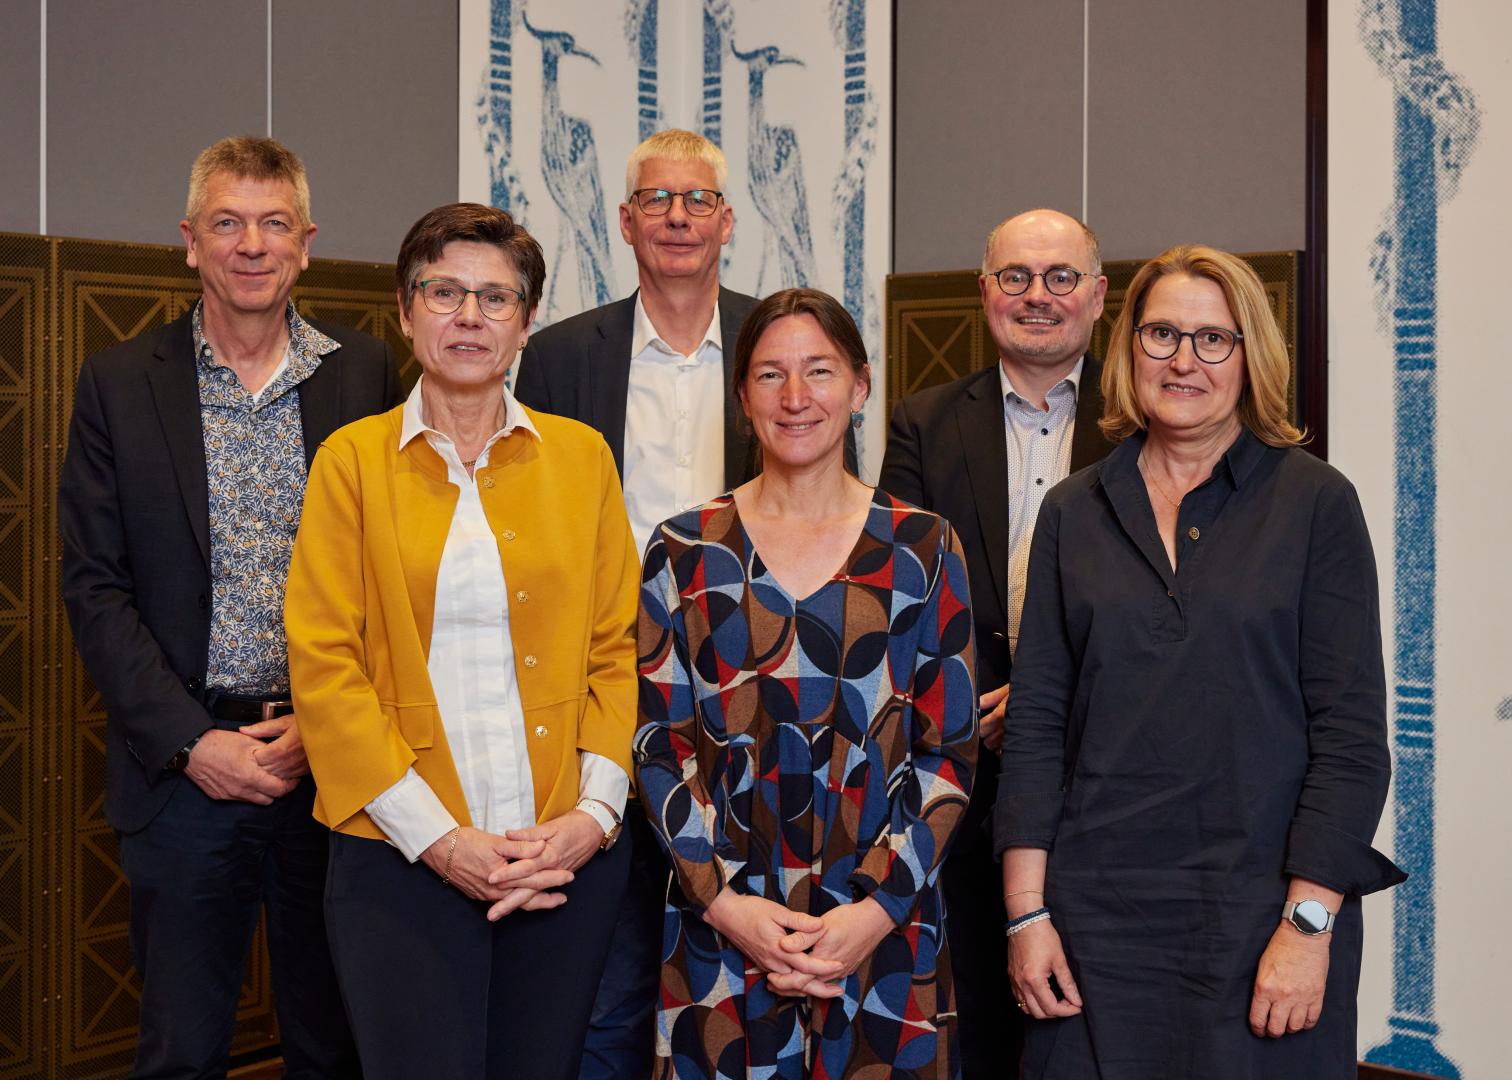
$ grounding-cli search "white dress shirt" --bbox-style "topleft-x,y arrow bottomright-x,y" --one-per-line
363,376 -> 628,861
621,294 -> 727,554
1001,358 -> 1083,655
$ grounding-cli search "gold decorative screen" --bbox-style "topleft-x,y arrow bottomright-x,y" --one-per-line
885,252 -> 1301,421
1,230 -> 414,1080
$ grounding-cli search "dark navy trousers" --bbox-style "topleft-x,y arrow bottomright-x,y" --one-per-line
326,824 -> 630,1080
117,774 -> 357,1080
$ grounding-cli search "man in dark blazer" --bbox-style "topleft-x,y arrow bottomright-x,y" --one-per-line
59,137 -> 402,1079
516,129 -> 759,555
515,128 -> 758,1080
878,209 -> 1113,1079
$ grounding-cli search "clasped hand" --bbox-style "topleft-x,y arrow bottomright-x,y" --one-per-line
704,889 -> 894,1000
420,809 -> 605,922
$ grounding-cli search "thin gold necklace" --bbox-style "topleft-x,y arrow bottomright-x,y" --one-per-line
1139,454 -> 1186,509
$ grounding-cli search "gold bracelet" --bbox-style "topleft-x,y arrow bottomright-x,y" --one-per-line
1005,889 -> 1043,899
440,827 -> 461,887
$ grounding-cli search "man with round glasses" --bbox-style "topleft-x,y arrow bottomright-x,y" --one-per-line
878,208 -> 1114,1078
514,128 -> 758,1080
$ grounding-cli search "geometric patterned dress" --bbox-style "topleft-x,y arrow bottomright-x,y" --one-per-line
634,490 -> 978,1079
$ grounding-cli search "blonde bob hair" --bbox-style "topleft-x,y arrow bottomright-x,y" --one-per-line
624,128 -> 728,199
1100,244 -> 1304,447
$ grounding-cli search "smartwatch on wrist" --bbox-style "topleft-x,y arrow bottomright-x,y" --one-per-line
165,733 -> 205,773
1281,898 -> 1336,936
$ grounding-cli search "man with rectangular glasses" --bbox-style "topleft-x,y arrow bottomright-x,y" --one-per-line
514,127 -> 758,1080
878,208 -> 1114,1078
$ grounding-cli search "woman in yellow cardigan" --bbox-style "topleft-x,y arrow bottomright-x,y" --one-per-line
284,203 -> 640,1080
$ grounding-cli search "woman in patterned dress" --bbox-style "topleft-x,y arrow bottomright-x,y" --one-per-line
635,288 -> 979,1079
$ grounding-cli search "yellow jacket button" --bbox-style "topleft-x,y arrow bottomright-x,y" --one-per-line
534,725 -> 548,738
523,654 -> 538,668
501,529 -> 517,541
481,475 -> 495,489
516,590 -> 529,603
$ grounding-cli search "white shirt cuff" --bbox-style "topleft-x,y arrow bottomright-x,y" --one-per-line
364,767 -> 459,862
576,752 -> 628,833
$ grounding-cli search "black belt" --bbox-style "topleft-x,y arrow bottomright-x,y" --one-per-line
207,691 -> 294,727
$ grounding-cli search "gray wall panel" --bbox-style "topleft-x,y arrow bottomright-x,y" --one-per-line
273,0 -> 459,264
892,0 -> 1306,272
46,1 -> 266,246
894,0 -> 1085,273
1086,0 -> 1306,260
0,2 -> 41,233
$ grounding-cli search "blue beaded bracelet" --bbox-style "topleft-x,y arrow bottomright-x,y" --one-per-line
1004,906 -> 1051,936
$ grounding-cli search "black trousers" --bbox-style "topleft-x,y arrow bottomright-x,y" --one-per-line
117,774 -> 357,1080
326,826 -> 631,1080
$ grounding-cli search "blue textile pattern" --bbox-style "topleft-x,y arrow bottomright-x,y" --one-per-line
523,14 -> 615,319
829,0 -> 878,464
1359,0 -> 1478,1075
480,0 -> 528,217
700,2 -> 731,145
627,0 -> 659,139
732,39 -> 818,293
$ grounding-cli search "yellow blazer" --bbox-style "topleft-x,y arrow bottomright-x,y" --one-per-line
285,404 -> 640,838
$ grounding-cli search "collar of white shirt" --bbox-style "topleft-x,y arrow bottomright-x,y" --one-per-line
1000,355 -> 1085,407
631,291 -> 723,361
398,374 -> 541,463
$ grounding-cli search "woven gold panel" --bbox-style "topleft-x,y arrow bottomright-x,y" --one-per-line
2,230 -> 411,1080
886,252 -> 1301,422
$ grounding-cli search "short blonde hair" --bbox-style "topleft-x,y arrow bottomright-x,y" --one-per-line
624,129 -> 728,199
1100,244 -> 1304,447
186,136 -> 311,226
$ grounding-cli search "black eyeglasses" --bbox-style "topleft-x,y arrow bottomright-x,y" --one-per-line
989,266 -> 1091,296
1135,322 -> 1244,364
628,188 -> 724,217
412,279 -> 525,321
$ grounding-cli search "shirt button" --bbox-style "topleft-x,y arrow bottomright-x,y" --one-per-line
515,590 -> 530,603
1041,428 -> 1049,436
1035,478 -> 1044,486
534,725 -> 548,738
481,475 -> 495,489
523,654 -> 538,668
501,529 -> 517,541
678,454 -> 689,466
1188,526 -> 1200,540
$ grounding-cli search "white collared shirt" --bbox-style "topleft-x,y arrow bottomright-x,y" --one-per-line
1000,358 -> 1083,655
363,376 -> 628,861
621,294 -> 727,554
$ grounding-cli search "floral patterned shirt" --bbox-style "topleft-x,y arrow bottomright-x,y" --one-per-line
194,301 -> 337,694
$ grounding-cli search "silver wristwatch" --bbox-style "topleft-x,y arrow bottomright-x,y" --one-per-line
1282,899 -> 1336,936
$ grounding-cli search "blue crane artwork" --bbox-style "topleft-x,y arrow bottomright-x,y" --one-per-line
522,13 -> 615,318
1358,0 -> 1479,1076
731,40 -> 818,293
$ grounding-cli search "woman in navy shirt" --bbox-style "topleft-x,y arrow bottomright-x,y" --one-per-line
995,245 -> 1405,1078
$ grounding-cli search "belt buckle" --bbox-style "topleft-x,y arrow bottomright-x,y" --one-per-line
261,699 -> 293,721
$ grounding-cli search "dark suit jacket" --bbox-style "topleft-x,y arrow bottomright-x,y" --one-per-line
59,306 -> 403,833
515,288 -> 761,489
878,357 -> 1111,848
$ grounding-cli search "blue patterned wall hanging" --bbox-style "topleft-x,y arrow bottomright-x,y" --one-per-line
1359,0 -> 1479,1074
